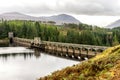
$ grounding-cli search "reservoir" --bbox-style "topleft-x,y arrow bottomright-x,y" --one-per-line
0,45 -> 79,80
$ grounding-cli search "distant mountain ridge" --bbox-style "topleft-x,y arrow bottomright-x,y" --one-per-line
0,12 -> 37,20
106,19 -> 120,28
0,12 -> 80,25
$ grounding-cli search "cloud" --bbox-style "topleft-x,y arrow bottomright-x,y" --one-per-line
0,0 -> 120,16
56,0 -> 120,16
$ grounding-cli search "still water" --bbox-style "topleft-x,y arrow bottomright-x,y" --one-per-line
0,46 -> 79,80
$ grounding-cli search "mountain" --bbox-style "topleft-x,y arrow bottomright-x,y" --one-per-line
106,19 -> 120,28
41,14 -> 80,24
0,12 -> 80,25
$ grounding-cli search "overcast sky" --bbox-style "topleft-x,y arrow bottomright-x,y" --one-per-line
0,0 -> 120,27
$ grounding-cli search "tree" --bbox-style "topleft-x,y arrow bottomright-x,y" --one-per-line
21,22 -> 27,38
112,34 -> 119,46
79,31 -> 96,45
35,22 -> 41,37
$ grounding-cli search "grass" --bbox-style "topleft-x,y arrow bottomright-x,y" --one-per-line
39,45 -> 120,80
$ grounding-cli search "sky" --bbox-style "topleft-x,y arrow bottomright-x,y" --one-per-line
0,0 -> 120,27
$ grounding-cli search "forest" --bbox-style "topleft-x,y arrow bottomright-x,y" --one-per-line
0,20 -> 119,46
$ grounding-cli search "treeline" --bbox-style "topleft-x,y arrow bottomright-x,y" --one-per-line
0,20 -> 60,41
0,20 -> 120,46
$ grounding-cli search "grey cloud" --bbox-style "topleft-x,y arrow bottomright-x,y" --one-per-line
25,5 -> 55,14
6,0 -> 120,16
59,0 -> 120,16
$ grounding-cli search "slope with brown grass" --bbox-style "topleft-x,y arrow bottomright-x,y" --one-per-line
39,45 -> 120,80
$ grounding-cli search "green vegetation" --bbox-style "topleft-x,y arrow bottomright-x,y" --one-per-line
39,45 -> 120,80
0,20 -> 120,46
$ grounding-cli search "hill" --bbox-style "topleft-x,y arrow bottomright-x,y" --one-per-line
106,19 -> 120,28
39,45 -> 120,80
41,14 -> 80,25
0,12 -> 80,25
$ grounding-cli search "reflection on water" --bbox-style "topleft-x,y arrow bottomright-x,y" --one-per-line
0,47 -> 41,60
0,53 -> 34,61
0,47 -> 34,54
0,46 -> 79,80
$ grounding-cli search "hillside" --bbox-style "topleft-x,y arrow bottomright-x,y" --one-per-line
39,45 -> 120,80
0,12 -> 80,25
106,19 -> 120,28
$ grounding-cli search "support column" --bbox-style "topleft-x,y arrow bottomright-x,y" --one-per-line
74,47 -> 80,59
94,50 -> 97,55
55,45 -> 58,55
51,44 -> 54,54
60,46 -> 63,56
72,47 -> 75,58
55,45 -> 57,52
45,44 -> 48,52
94,48 -> 98,55
66,46 -> 68,56
78,48 -> 82,57
53,45 -> 57,54
86,49 -> 89,58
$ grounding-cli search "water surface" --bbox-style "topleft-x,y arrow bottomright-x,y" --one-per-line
0,46 -> 79,80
